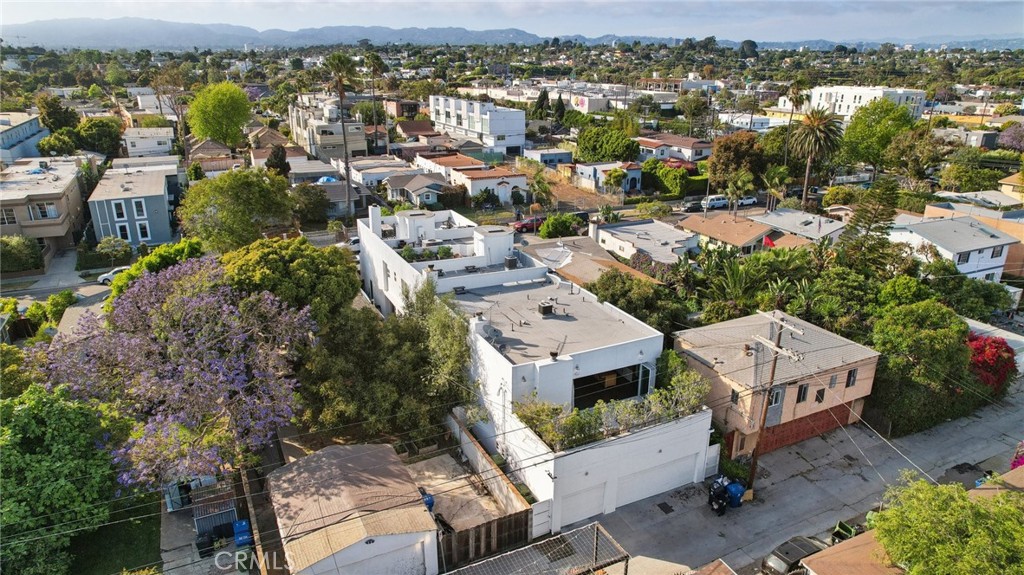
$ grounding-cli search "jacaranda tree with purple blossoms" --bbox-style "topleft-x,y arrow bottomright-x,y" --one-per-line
47,257 -> 314,486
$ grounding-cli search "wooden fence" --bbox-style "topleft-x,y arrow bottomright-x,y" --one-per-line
439,508 -> 532,572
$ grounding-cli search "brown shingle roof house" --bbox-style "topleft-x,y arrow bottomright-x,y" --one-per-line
397,120 -> 439,139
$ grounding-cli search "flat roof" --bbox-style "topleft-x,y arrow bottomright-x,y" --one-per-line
123,127 -> 174,138
0,112 -> 38,131
454,278 -> 659,365
456,167 -> 523,180
288,157 -> 339,175
600,219 -> 695,263
90,168 -> 172,201
112,156 -> 180,169
676,310 -> 879,389
896,217 -> 1018,251
747,208 -> 846,240
0,158 -> 82,201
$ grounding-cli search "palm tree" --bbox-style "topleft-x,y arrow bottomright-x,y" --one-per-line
782,80 -> 808,167
762,165 -> 791,212
529,169 -> 553,207
326,52 -> 357,203
364,51 -> 387,153
724,168 -> 755,221
790,107 -> 843,205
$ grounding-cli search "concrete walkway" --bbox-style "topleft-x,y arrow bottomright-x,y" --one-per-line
21,251 -> 85,290
584,380 -> 1024,575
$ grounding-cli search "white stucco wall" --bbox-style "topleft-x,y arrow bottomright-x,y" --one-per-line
301,531 -> 438,575
889,229 -> 1012,280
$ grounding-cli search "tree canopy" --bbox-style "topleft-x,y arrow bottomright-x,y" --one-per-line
187,81 -> 251,148
874,473 -> 1024,575
576,126 -> 640,163
707,131 -> 766,191
178,168 -> 293,253
841,98 -> 916,172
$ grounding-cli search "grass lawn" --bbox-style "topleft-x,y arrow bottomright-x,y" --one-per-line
69,493 -> 162,575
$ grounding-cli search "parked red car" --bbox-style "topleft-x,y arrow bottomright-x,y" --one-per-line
512,216 -> 546,233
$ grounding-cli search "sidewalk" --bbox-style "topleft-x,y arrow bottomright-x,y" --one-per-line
13,250 -> 85,291
588,380 -> 1024,575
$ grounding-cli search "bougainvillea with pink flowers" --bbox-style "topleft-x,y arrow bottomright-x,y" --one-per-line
967,332 -> 1017,395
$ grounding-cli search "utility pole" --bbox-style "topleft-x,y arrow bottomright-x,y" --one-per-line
746,311 -> 803,494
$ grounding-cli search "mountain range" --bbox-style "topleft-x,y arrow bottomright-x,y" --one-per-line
2,18 -> 1021,51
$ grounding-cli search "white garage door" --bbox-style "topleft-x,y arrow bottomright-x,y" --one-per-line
560,483 -> 605,527
615,453 -> 697,508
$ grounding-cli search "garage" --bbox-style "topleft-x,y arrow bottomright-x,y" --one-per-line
560,483 -> 605,526
615,453 -> 698,508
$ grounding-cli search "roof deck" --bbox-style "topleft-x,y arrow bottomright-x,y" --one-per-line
455,278 -> 659,365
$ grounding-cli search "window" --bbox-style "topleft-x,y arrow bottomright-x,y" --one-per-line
985,273 -> 996,281
116,223 -> 130,241
1,208 -> 16,225
815,389 -> 826,403
796,383 -> 809,403
957,252 -> 969,265
32,202 -> 58,220
768,387 -> 782,407
496,135 -> 506,141
112,200 -> 127,220
730,389 -> 739,404
829,374 -> 838,388
136,221 -> 151,241
156,140 -> 167,146
992,245 -> 1004,259
130,141 -> 137,148
133,199 -> 147,219
846,368 -> 858,388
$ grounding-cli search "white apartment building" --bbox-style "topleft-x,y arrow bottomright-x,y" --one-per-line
356,205 -> 715,534
781,85 -> 926,122
890,216 -> 1018,281
288,93 -> 368,162
429,96 -> 526,155
122,127 -> 174,158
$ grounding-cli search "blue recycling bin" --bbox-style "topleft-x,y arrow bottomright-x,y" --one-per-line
233,519 -> 253,547
725,481 -> 746,508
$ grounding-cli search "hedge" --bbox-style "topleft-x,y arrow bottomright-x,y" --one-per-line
0,236 -> 44,273
76,247 -> 132,271
624,175 -> 708,204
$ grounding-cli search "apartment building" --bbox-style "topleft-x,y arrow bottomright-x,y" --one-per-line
0,113 -> 49,167
88,168 -> 174,247
288,93 -> 368,162
782,86 -> 926,122
122,127 -> 175,158
429,96 -> 525,155
0,157 -> 92,264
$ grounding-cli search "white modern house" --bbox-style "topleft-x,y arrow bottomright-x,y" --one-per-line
781,85 -> 926,122
344,155 -> 425,189
357,206 -> 546,315
889,216 -> 1019,281
122,127 -> 174,158
747,208 -> 846,243
457,279 -> 714,533
589,219 -> 698,264
429,96 -> 526,155
636,134 -> 712,163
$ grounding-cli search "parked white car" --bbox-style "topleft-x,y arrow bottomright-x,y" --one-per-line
98,266 -> 131,285
737,196 -> 758,206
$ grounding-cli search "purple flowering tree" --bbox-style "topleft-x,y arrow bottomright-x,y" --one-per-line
997,124 -> 1024,152
47,257 -> 314,486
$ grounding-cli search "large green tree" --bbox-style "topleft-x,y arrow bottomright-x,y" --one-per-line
874,474 -> 1024,575
790,107 -> 843,203
883,126 -> 946,182
36,131 -> 77,156
841,98 -> 916,173
106,238 -> 205,305
186,81 -> 251,148
178,168 -> 293,252
265,143 -> 291,177
576,126 -> 640,163
76,117 -> 124,157
838,177 -> 898,278
587,269 -> 690,334
707,131 -> 766,191
221,237 -> 359,326
1,385 -> 117,575
35,93 -> 79,132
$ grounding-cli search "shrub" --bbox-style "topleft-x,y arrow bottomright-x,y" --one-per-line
511,189 -> 525,206
0,236 -> 44,273
718,457 -> 751,481
471,188 -> 500,209
46,290 -> 77,323
967,333 -> 1017,394
538,213 -> 581,239
400,244 -> 417,261
136,242 -> 150,257
25,302 -> 48,327
436,245 -> 454,260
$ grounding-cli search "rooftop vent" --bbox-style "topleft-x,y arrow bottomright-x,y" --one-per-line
538,300 -> 554,316
453,286 -> 466,295
549,351 -> 558,360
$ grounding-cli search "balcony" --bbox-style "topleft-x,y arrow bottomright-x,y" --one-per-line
19,211 -> 72,239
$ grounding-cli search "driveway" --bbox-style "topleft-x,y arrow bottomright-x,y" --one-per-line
581,380 -> 1024,574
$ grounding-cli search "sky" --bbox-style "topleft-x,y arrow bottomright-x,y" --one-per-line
2,0 -> 1021,42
